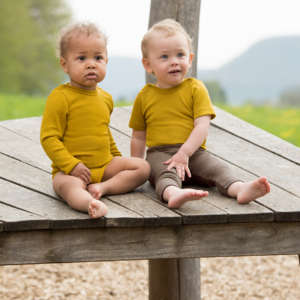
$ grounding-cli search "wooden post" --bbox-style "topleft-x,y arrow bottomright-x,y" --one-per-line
147,1 -> 202,299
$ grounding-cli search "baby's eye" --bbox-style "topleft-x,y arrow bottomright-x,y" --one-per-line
160,54 -> 168,59
78,56 -> 85,61
95,55 -> 103,61
177,52 -> 185,58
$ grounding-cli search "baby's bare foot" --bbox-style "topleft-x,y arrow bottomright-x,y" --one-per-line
88,199 -> 108,218
237,177 -> 270,204
163,186 -> 208,208
87,183 -> 103,200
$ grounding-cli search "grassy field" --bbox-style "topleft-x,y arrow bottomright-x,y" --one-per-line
0,93 -> 45,121
0,93 -> 299,147
218,104 -> 300,147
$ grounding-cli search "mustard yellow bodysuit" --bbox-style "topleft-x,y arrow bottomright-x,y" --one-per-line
40,83 -> 121,183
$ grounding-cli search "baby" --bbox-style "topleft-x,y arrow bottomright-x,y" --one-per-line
41,22 -> 150,218
129,19 -> 270,208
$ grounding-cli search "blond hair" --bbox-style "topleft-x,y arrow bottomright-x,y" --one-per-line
59,22 -> 107,57
141,18 -> 193,58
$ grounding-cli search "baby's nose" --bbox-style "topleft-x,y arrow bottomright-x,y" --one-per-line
170,57 -> 179,65
87,59 -> 96,68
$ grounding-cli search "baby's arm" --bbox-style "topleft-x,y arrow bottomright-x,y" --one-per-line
164,115 -> 211,180
131,130 -> 146,158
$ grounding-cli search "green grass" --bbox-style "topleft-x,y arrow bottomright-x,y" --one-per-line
0,93 -> 45,121
218,103 -> 300,147
0,93 -> 299,147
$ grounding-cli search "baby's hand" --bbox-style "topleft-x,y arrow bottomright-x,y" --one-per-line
70,162 -> 91,184
163,150 -> 191,181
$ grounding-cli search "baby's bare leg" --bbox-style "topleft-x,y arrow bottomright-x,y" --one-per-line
88,157 -> 150,198
163,185 -> 208,208
227,176 -> 271,204
53,172 -> 107,218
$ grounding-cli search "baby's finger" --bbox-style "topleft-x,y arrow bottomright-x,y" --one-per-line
81,173 -> 90,184
185,166 -> 192,178
176,166 -> 184,181
85,170 -> 91,181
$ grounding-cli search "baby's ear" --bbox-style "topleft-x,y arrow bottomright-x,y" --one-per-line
142,58 -> 152,74
189,53 -> 194,66
60,57 -> 68,73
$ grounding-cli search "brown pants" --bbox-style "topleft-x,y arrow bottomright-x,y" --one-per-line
146,144 -> 240,200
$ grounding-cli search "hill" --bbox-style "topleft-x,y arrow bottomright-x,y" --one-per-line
100,36 -> 300,104
199,35 -> 300,104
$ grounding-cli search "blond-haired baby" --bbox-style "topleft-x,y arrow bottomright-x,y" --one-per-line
130,19 -> 270,208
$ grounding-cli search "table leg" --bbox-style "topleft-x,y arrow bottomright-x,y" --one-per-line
148,258 -> 201,300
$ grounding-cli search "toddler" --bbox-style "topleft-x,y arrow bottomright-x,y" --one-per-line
41,23 -> 150,218
129,19 -> 270,208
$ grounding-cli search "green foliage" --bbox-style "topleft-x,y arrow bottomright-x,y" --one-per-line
204,80 -> 227,104
0,0 -> 71,95
279,85 -> 300,107
219,104 -> 300,147
0,93 -> 45,121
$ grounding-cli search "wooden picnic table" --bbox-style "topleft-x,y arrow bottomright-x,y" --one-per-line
0,106 -> 300,299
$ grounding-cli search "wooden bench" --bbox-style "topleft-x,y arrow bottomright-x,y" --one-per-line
0,106 -> 299,299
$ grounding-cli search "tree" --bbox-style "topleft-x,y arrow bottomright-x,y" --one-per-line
279,85 -> 300,107
0,0 -> 71,95
204,80 -> 227,104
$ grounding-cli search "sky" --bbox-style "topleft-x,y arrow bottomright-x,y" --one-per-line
67,0 -> 300,69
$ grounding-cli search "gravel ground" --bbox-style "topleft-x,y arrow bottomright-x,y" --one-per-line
1,255 -> 300,299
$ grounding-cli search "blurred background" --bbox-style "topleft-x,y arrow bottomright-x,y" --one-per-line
0,0 -> 299,147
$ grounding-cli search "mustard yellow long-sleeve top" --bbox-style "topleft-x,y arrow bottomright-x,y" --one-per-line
40,83 -> 121,177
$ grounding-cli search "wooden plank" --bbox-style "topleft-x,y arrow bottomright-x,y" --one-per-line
114,163 -> 272,224
0,178 -> 106,230
0,126 -> 51,172
110,107 -> 132,136
139,182 -> 229,224
0,176 -> 152,230
102,198 -> 145,228
201,161 -> 299,222
0,116 -> 41,144
2,222 -> 300,265
0,202 -> 48,231
207,126 -> 300,197
110,127 -> 130,157
212,106 -> 300,165
255,185 -> 300,222
107,191 -> 182,226
200,187 -> 273,223
0,152 -> 55,197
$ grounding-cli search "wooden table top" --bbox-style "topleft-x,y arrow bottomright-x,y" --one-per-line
0,106 -> 299,233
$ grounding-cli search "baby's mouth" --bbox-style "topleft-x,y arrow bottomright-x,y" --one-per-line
86,72 -> 97,79
169,69 -> 181,74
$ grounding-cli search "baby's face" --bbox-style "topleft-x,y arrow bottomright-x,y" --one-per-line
143,32 -> 193,89
60,34 -> 107,90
